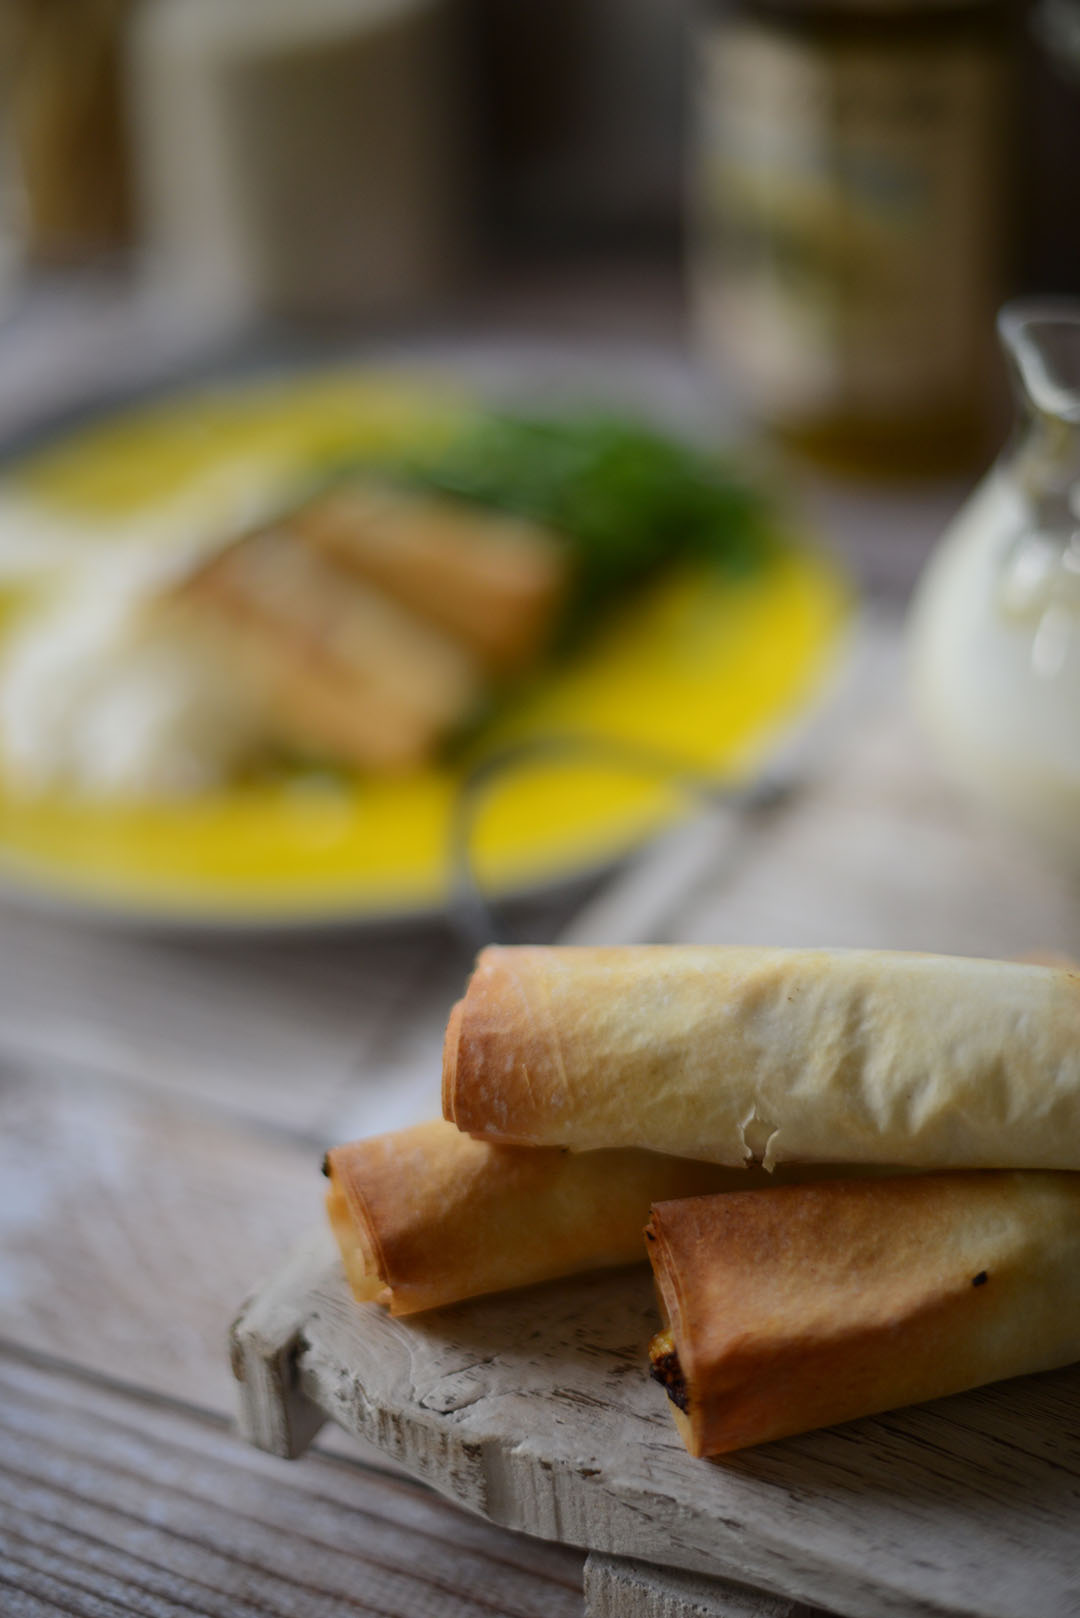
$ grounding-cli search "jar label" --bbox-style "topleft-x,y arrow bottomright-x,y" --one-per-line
694,22 -> 1003,424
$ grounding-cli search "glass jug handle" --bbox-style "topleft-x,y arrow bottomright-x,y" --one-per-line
994,300 -> 1080,631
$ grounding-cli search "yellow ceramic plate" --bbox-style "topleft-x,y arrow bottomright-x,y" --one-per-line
0,369 -> 850,928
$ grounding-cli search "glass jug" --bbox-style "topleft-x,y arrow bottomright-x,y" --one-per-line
908,300 -> 1080,865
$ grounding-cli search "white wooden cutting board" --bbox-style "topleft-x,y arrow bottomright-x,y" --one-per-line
231,1228 -> 1080,1618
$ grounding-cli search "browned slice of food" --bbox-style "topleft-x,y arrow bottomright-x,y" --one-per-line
295,482 -> 567,673
646,1172 -> 1080,1457
323,1117 -> 774,1316
178,525 -> 483,770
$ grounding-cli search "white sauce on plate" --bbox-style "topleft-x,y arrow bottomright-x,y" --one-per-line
0,458 -> 309,799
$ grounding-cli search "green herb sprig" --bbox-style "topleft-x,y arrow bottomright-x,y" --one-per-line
393,413 -> 772,644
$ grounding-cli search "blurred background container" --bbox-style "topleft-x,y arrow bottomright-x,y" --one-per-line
129,0 -> 471,327
689,0 -> 1010,478
2,0 -> 135,266
0,0 -> 1076,431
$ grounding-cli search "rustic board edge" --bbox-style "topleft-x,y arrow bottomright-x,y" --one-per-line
229,1230 -> 841,1609
231,1226 -> 1079,1618
582,1553 -> 832,1618
230,1227 -> 329,1458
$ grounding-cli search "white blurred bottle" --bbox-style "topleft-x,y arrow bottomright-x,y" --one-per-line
128,0 -> 471,328
908,301 -> 1080,867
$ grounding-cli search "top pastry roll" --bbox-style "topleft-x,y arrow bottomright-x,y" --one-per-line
443,945 -> 1080,1171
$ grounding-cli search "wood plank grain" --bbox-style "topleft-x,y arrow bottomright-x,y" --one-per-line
0,1053 -> 453,1472
0,1348 -> 584,1618
0,913 -> 466,1139
0,1059 -> 325,1413
234,1230 -> 1080,1618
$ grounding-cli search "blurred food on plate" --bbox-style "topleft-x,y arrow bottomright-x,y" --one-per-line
174,484 -> 563,775
0,408 -> 771,801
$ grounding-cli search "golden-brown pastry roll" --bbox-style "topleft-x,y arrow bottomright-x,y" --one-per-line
295,482 -> 567,673
324,1118 -> 773,1316
646,1172 -> 1080,1456
443,945 -> 1080,1171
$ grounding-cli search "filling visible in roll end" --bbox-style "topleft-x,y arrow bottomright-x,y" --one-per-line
648,1328 -> 689,1414
645,1209 -> 703,1454
645,1205 -> 712,1455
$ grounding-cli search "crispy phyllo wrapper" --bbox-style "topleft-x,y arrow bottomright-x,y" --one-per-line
443,946 -> 1080,1171
646,1172 -> 1080,1456
324,1118 -> 767,1316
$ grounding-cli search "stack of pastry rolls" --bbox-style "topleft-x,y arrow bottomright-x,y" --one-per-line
326,945 -> 1080,1456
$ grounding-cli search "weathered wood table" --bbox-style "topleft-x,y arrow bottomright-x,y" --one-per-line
1,293 -> 1078,1617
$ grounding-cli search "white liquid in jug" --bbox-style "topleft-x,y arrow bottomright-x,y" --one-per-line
909,466 -> 1080,865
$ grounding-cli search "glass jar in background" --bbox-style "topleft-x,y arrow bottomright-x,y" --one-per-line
691,0 -> 1013,478
4,0 -> 135,265
129,0 -> 472,327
